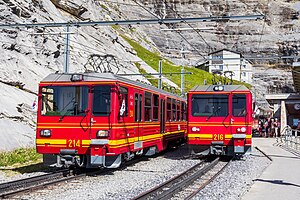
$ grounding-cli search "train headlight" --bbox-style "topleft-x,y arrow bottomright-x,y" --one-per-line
191,127 -> 200,132
40,129 -> 51,137
96,130 -> 109,138
71,74 -> 83,82
213,85 -> 224,91
236,127 -> 246,133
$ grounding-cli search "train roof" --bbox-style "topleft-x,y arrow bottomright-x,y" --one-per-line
189,85 -> 250,92
41,72 -> 186,101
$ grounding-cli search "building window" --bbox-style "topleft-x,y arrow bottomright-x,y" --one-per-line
219,65 -> 223,70
242,72 -> 246,76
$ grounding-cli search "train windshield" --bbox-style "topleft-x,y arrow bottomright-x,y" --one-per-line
41,86 -> 88,116
192,94 -> 228,117
92,86 -> 111,116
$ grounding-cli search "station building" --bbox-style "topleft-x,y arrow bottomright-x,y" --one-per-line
207,49 -> 253,84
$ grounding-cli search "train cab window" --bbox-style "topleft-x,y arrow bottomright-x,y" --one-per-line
119,87 -> 128,116
167,98 -> 172,121
153,94 -> 159,121
41,86 -> 88,116
144,92 -> 152,122
177,100 -> 181,121
232,94 -> 247,117
92,86 -> 111,116
192,94 -> 228,117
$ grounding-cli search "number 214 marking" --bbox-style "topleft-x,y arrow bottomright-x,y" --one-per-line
68,139 -> 80,147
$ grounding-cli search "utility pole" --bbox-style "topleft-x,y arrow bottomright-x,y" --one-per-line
158,59 -> 162,89
63,25 -> 70,73
181,65 -> 184,96
180,47 -> 189,97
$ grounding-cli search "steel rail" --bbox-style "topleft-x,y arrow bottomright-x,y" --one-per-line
132,157 -> 220,200
184,158 -> 232,200
0,168 -> 73,198
0,156 -> 149,199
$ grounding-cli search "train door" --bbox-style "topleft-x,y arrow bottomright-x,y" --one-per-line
160,98 -> 166,133
231,93 -> 248,129
134,90 -> 143,150
90,85 -> 112,138
230,93 -> 249,154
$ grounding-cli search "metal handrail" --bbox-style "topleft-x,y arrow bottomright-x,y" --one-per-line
277,125 -> 300,152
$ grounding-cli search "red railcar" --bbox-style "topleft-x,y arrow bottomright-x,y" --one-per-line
36,73 -> 187,168
187,85 -> 252,156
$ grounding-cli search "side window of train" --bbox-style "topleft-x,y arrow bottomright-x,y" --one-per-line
177,100 -> 181,121
153,94 -> 159,121
134,93 -> 143,122
134,94 -> 139,122
172,99 -> 176,121
167,98 -> 172,121
232,94 -> 247,117
93,86 -> 111,116
144,92 -> 152,122
119,86 -> 128,117
181,102 -> 187,121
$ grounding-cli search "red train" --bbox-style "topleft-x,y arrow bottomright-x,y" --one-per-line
187,85 -> 253,156
36,73 -> 187,168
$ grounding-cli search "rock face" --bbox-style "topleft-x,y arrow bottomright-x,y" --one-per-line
0,0 -> 298,151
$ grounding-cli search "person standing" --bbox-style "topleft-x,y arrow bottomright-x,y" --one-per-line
274,118 -> 280,137
270,118 -> 275,137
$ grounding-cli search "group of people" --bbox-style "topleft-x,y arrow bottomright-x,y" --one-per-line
257,117 -> 280,138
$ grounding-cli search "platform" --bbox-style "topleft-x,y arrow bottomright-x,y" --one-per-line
242,138 -> 300,200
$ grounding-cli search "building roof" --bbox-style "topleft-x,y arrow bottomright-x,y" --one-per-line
208,48 -> 241,56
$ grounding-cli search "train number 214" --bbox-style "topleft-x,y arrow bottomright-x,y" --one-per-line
213,134 -> 224,141
68,139 -> 81,147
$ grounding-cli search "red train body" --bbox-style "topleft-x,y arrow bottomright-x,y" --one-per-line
36,73 -> 187,168
187,85 -> 253,156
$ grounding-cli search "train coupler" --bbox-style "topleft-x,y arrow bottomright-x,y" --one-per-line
210,141 -> 225,155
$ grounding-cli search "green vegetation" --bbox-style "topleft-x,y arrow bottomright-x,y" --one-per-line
0,148 -> 42,167
121,35 -> 251,92
134,62 -> 158,87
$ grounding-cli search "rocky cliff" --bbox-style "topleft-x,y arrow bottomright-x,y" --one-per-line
0,0 -> 298,151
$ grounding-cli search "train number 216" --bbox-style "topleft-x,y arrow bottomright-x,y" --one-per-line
213,134 -> 224,141
68,139 -> 81,147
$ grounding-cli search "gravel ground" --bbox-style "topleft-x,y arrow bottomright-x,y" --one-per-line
0,169 -> 48,184
0,145 -> 271,200
192,148 -> 271,200
14,144 -> 201,200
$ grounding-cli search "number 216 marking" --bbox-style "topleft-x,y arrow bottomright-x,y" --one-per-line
213,134 -> 224,141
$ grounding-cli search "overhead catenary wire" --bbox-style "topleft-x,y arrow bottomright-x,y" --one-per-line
162,0 -> 214,53
131,0 -> 207,60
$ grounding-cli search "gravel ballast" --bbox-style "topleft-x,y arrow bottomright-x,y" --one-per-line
1,144 -> 271,200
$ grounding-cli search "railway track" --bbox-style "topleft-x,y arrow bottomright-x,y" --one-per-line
0,168 -> 76,199
132,157 -> 231,200
0,157 -> 149,199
